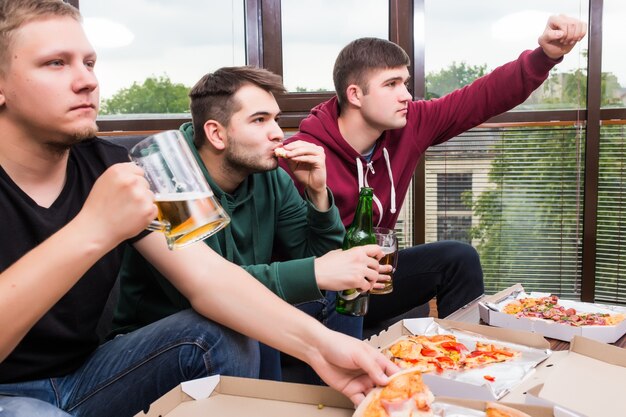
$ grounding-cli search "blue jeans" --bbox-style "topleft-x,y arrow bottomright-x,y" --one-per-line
366,240 -> 484,325
261,291 -> 362,384
0,310 -> 259,417
0,396 -> 71,417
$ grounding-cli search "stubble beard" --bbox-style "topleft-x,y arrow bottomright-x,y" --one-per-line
43,123 -> 99,154
224,137 -> 278,175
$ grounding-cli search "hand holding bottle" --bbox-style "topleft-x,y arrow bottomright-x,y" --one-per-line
314,245 -> 391,292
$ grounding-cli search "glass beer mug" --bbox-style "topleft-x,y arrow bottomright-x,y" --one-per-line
129,130 -> 230,249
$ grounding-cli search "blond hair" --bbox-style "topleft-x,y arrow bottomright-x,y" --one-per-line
0,0 -> 80,74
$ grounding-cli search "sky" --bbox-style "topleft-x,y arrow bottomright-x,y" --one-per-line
79,0 -> 624,100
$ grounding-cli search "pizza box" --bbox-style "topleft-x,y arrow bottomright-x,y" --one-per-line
523,336 -> 626,417
365,317 -> 551,401
436,397 -> 585,417
134,374 -> 355,417
133,373 -> 570,417
477,284 -> 626,343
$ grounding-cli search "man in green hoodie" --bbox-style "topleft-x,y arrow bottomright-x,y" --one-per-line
111,66 -> 390,382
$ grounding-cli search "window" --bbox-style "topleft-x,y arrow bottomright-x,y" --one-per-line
436,173 -> 473,243
600,0 -> 626,109
424,0 -> 588,109
595,124 -> 626,303
80,0 -> 246,116
425,127 -> 585,296
280,0 -> 388,92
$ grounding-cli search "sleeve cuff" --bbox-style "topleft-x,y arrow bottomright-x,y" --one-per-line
276,257 -> 323,304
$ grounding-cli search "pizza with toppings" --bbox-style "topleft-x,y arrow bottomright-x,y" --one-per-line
354,369 -> 434,417
354,370 -> 530,417
503,295 -> 625,326
383,334 -> 520,373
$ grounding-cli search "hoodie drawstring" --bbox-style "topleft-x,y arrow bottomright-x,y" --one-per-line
355,148 -> 397,226
383,148 -> 397,214
357,158 -> 364,190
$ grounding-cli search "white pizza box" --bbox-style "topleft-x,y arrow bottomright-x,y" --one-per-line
134,374 -> 355,417
523,336 -> 626,417
133,373 -> 565,417
438,397 -> 584,417
365,317 -> 551,401
477,284 -> 626,343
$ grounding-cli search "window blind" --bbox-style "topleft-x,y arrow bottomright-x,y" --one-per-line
424,126 -> 585,297
595,124 -> 626,303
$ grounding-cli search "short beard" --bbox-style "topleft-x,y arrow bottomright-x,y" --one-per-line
43,124 -> 99,154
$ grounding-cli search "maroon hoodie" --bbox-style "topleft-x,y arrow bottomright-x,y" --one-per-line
282,47 -> 560,229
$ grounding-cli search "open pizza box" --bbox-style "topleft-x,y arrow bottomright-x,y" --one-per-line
477,284 -> 626,343
134,373 -> 571,417
365,317 -> 551,401
436,397 -> 584,417
134,374 -> 355,417
523,336 -> 626,417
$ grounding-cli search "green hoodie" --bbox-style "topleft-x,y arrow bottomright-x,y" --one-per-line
111,123 -> 345,335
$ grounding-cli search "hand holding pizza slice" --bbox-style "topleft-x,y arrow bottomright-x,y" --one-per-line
354,369 -> 434,417
353,369 -> 532,417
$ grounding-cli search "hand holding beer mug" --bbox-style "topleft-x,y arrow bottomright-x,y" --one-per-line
129,130 -> 230,250
370,227 -> 398,294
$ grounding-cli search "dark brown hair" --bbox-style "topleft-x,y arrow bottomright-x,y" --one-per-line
333,37 -> 410,108
189,66 -> 285,149
0,0 -> 80,74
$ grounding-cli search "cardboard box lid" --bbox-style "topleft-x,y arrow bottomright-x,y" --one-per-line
438,397 -> 582,417
525,336 -> 626,417
136,374 -> 569,417
478,285 -> 626,343
135,375 -> 355,417
367,317 -> 550,350
366,318 -> 550,401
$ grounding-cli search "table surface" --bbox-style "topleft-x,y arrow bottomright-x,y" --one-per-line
444,294 -> 626,351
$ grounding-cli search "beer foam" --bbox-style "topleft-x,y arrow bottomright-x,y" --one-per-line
155,192 -> 212,201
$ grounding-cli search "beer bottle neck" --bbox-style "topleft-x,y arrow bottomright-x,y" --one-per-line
352,196 -> 373,232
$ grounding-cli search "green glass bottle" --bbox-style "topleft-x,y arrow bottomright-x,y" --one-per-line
336,187 -> 376,316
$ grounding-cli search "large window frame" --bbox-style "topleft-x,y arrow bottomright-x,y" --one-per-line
74,0 -> 625,302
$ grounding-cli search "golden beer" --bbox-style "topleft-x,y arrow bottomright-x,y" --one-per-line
370,246 -> 397,294
155,192 -> 230,249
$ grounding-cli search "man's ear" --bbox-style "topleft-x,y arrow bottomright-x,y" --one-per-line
203,120 -> 227,150
345,84 -> 363,108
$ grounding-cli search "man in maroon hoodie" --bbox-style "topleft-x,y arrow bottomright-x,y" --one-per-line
281,15 -> 586,331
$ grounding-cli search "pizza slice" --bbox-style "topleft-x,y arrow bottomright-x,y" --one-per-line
463,341 -> 520,369
274,147 -> 288,158
384,334 -> 469,372
386,337 -> 438,373
485,402 -> 532,417
355,369 -> 434,417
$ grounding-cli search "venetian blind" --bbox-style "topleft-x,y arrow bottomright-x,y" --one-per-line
424,126 -> 585,297
595,124 -> 626,303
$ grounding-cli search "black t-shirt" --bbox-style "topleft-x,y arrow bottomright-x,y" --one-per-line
0,138 -> 145,383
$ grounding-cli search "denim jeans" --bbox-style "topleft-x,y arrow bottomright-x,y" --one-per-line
0,396 -> 72,417
262,291 -> 362,384
0,309 -> 259,417
365,240 -> 485,326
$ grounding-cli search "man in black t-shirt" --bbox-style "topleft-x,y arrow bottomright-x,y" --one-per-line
0,1 -> 398,416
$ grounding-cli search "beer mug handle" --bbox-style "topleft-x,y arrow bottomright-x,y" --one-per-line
147,219 -> 171,234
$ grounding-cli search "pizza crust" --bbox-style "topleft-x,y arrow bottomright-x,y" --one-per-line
274,147 -> 288,158
485,401 -> 533,417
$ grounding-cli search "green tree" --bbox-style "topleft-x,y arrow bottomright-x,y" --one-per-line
468,127 -> 584,295
100,75 -> 190,115
425,62 -> 487,99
